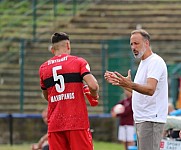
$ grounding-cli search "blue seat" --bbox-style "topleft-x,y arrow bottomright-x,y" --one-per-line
169,109 -> 181,116
128,146 -> 137,150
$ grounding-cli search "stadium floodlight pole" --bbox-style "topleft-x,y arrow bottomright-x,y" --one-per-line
19,39 -> 25,113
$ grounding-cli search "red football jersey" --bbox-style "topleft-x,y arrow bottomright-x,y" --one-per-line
39,54 -> 91,132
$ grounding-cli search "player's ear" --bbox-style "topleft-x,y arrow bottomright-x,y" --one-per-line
66,41 -> 70,50
51,46 -> 55,54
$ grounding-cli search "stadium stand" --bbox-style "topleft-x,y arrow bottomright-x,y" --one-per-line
0,0 -> 181,113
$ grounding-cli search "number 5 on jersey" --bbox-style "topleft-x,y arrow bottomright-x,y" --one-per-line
53,66 -> 65,93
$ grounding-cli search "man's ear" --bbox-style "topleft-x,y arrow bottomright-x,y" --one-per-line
146,39 -> 150,46
66,41 -> 70,50
51,47 -> 55,54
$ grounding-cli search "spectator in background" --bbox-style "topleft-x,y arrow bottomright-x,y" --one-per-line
168,102 -> 175,115
163,102 -> 175,138
111,89 -> 135,150
31,107 -> 49,150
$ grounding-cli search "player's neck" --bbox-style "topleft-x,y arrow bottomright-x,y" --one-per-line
54,50 -> 69,56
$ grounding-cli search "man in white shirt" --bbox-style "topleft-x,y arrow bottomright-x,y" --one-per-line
104,29 -> 168,150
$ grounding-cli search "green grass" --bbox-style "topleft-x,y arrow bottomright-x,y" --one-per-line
0,141 -> 124,150
0,144 -> 29,150
94,141 -> 124,150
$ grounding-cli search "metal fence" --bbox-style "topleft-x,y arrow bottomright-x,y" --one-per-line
0,0 -> 94,41
101,37 -> 136,112
0,0 -> 181,113
0,37 -> 181,113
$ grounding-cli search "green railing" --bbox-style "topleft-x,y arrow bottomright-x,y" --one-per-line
1,0 -> 181,113
0,0 -> 93,41
0,0 -> 95,113
19,39 -> 25,113
0,0 -> 95,64
101,38 -> 136,113
1,37 -> 181,113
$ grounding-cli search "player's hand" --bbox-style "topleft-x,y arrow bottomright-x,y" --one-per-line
31,144 -> 41,150
83,85 -> 99,106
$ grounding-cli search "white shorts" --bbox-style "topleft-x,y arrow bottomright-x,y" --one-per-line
118,125 -> 135,142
